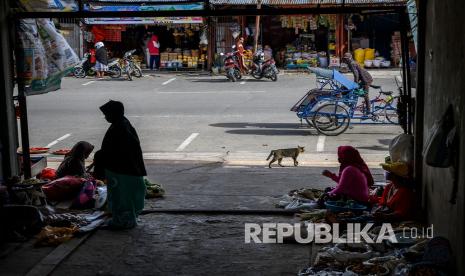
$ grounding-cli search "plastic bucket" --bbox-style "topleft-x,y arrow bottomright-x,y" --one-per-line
354,48 -> 365,65
364,48 -> 375,61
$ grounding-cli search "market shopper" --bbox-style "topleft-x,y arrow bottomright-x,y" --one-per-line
342,52 -> 373,115
95,42 -> 108,78
97,100 -> 146,229
236,37 -> 249,74
56,141 -> 94,178
320,146 -> 374,204
147,34 -> 160,70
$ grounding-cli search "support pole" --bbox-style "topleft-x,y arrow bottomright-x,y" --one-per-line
400,11 -> 412,135
14,20 -> 32,179
414,0 -> 426,197
254,0 -> 262,52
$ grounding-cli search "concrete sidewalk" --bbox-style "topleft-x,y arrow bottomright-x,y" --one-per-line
0,160 -> 384,276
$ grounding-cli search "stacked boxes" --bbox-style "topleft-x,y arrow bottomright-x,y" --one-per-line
160,50 -> 203,69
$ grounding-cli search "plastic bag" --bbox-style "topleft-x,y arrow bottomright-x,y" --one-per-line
389,134 -> 414,165
42,176 -> 85,201
423,105 -> 456,168
326,243 -> 376,263
38,168 -> 56,181
71,180 -> 96,209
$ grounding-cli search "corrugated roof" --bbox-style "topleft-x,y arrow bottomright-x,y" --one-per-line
209,0 -> 406,6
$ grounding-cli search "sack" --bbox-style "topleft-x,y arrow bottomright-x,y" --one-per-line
42,176 -> 85,201
423,105 -> 456,168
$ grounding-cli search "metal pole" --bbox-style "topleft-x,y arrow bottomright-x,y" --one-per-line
400,11 -> 412,134
254,0 -> 262,52
414,0 -> 426,200
14,20 -> 32,179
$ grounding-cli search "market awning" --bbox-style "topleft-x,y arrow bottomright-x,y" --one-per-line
13,0 -> 407,17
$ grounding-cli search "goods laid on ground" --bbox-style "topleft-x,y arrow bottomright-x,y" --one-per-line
160,48 -> 206,69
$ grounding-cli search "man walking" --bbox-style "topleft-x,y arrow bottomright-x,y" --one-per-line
343,52 -> 373,115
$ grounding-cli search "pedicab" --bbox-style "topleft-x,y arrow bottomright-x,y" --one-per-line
291,67 -> 400,136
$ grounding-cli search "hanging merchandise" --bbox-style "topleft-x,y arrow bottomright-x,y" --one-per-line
17,19 -> 79,96
199,26 -> 208,45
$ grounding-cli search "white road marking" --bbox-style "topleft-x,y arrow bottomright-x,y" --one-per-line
82,81 -> 95,86
162,77 -> 176,85
316,135 -> 326,152
46,133 -> 72,148
175,133 -> 199,151
157,90 -> 265,94
240,79 -> 247,85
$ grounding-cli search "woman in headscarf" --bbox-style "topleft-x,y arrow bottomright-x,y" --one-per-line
321,146 -> 374,203
96,100 -> 146,229
56,141 -> 94,178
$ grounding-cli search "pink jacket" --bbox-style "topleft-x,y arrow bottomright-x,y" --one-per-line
329,165 -> 369,202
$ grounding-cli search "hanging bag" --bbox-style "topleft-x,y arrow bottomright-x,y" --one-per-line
423,105 -> 455,168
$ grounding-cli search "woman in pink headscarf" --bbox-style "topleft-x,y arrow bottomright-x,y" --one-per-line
321,146 -> 374,203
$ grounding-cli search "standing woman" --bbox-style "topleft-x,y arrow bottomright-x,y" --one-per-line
95,42 -> 108,78
97,100 -> 147,229
147,34 -> 160,70
236,37 -> 249,74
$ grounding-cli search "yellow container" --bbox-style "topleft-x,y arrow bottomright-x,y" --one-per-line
354,48 -> 365,66
364,48 -> 375,61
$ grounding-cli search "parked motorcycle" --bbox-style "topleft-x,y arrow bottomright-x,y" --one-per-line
251,50 -> 279,81
74,53 -> 122,78
122,49 -> 142,81
74,53 -> 95,78
221,51 -> 242,82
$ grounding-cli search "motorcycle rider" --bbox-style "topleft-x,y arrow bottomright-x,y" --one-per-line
342,52 -> 373,115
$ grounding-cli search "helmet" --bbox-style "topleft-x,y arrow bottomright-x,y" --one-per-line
95,42 -> 104,49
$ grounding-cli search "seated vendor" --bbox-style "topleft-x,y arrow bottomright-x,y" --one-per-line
372,163 -> 417,222
321,146 -> 374,203
56,141 -> 94,178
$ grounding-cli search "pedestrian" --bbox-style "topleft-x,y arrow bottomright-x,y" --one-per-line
55,141 -> 94,178
147,34 -> 160,70
342,52 -> 373,115
95,42 -> 108,78
96,100 -> 147,230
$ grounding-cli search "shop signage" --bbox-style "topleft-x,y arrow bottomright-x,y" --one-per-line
84,4 -> 204,25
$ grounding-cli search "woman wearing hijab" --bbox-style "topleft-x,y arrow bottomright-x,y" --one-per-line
321,146 -> 374,203
96,100 -> 146,229
56,141 -> 94,178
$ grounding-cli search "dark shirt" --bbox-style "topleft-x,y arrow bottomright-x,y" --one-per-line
95,48 -> 108,65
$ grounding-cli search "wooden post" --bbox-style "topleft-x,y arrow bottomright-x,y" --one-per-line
254,0 -> 262,52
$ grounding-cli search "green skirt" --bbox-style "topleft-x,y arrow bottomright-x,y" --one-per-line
105,170 -> 146,229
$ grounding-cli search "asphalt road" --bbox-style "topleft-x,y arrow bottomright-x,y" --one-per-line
24,70 -> 403,162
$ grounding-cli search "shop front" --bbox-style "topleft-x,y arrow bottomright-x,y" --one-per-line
83,3 -> 208,70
